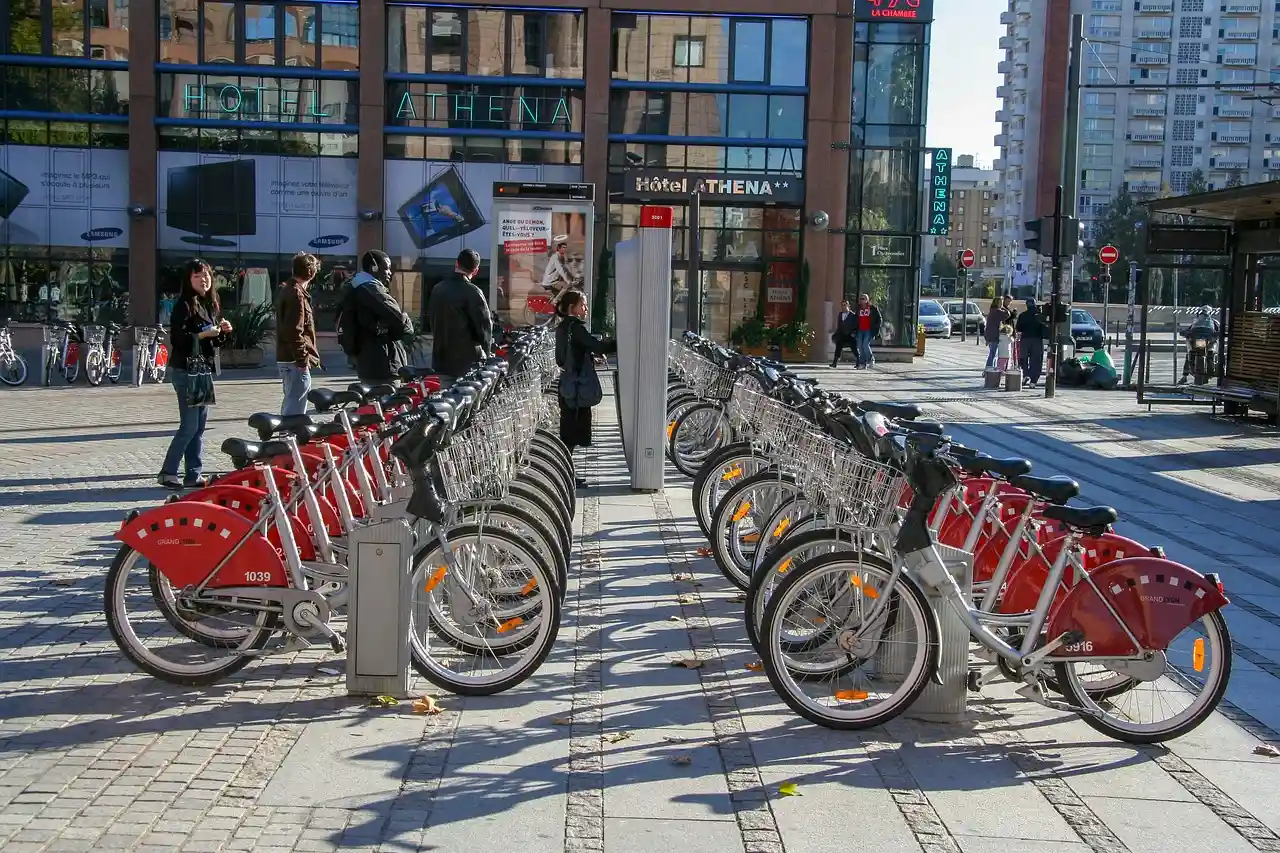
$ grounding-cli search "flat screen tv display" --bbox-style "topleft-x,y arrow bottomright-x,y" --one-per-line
0,167 -> 30,220
166,160 -> 257,237
397,166 -> 485,251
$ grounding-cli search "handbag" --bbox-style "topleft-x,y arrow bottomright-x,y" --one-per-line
557,335 -> 602,409
185,333 -> 217,407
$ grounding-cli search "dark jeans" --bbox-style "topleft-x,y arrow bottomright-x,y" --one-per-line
1020,338 -> 1045,384
160,369 -> 209,479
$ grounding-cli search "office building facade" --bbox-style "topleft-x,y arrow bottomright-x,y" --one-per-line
0,0 -> 935,353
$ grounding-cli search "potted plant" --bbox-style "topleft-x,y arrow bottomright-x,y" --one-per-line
778,320 -> 815,363
730,317 -> 769,355
219,302 -> 272,368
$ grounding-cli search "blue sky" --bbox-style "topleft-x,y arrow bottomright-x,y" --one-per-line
925,0 -> 1004,168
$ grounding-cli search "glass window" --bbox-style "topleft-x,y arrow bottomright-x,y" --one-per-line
861,147 -> 918,233
52,0 -> 87,57
89,0 -> 128,60
316,4 -> 357,48
429,10 -> 463,72
467,10 -> 505,76
7,0 -> 41,54
203,1 -> 236,63
675,36 -> 704,68
731,21 -> 766,82
159,0 -> 197,63
284,4 -> 314,66
727,94 -> 767,139
510,10 -> 544,75
769,95 -> 804,139
863,42 -> 921,125
770,19 -> 808,87
244,4 -> 277,64
547,12 -> 582,78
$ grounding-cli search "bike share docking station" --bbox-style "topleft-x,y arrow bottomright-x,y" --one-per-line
344,518 -> 415,698
908,545 -> 974,723
614,206 -> 675,491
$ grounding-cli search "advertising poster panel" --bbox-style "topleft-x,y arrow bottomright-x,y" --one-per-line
0,146 -> 130,248
156,152 -> 358,256
491,205 -> 589,326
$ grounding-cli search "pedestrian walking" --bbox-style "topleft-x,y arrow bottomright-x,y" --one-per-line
157,258 -> 232,490
275,251 -> 320,416
829,300 -> 857,368
555,289 -> 616,489
852,293 -> 882,370
339,249 -> 412,384
427,248 -> 493,384
983,296 -> 1010,369
1015,298 -> 1046,386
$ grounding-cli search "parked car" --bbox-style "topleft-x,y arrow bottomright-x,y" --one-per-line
1071,308 -> 1104,350
942,300 -> 985,336
918,300 -> 952,338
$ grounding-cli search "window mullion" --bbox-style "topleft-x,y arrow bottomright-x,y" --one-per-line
504,10 -> 512,76
276,0 -> 285,66
314,2 -> 323,68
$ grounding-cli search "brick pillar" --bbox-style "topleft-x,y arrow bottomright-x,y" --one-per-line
356,0 -> 388,256
127,0 -> 158,325
583,6 -> 612,306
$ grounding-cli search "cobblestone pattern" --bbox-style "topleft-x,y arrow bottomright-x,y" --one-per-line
566,495 -> 605,853
860,735 -> 962,853
651,492 -> 790,853
1151,751 -> 1280,852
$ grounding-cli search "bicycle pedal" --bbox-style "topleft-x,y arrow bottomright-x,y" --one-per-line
328,632 -> 347,654
247,635 -> 313,657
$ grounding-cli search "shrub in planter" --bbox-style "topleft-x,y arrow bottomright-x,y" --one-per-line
730,317 -> 768,349
219,302 -> 272,368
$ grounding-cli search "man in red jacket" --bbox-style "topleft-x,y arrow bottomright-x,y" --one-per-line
853,293 -> 882,370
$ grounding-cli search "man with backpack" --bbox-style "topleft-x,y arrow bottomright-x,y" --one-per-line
337,249 -> 412,384
427,248 -> 492,382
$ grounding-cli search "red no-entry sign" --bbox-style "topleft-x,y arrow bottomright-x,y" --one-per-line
1099,245 -> 1119,266
960,248 -> 976,269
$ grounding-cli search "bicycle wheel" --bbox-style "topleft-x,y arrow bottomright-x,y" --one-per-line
62,352 -> 80,385
43,349 -> 54,387
708,471 -> 799,589
0,353 -> 27,386
85,349 -> 105,387
745,528 -> 862,654
759,551 -> 939,730
691,443 -> 759,538
669,403 -> 729,478
104,545 -> 276,686
1054,610 -> 1232,744
749,494 -> 818,578
509,481 -> 572,560
455,504 -> 568,598
409,525 -> 561,696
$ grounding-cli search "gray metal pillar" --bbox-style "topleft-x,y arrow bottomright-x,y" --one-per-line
906,549 -> 972,723
346,519 -> 415,698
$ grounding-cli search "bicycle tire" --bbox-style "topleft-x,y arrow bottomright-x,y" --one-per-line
85,350 -> 105,387
759,551 -> 939,731
0,353 -> 27,386
744,527 -> 862,654
707,470 -> 799,589
509,481 -> 572,560
528,453 -> 575,515
43,351 -> 53,387
669,403 -> 729,478
691,442 -> 756,538
455,504 -> 568,598
514,470 -> 573,537
749,493 -> 817,577
63,355 -> 80,385
522,458 -> 574,522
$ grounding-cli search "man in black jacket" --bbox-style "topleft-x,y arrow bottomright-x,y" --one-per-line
830,300 -> 857,368
350,250 -> 412,384
427,248 -> 492,381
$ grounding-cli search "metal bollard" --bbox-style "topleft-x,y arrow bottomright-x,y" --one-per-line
906,547 -> 972,723
131,345 -> 142,386
346,518 -> 414,698
39,345 -> 50,386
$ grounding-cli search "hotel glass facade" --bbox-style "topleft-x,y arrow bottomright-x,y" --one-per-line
0,0 -> 933,354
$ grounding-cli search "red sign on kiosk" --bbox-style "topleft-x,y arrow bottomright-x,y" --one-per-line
639,206 -> 673,229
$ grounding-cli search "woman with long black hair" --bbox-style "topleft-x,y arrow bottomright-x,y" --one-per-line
554,289 -> 615,490
157,259 -> 232,489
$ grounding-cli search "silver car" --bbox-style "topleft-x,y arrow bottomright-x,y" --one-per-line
919,300 -> 952,338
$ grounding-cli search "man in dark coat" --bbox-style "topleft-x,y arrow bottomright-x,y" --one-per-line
1015,297 -> 1046,386
349,250 -> 411,384
830,300 -> 857,368
427,248 -> 492,382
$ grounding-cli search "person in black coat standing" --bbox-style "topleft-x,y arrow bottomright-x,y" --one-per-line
1015,298 -> 1046,386
348,250 -> 412,384
427,248 -> 493,383
555,290 -> 616,489
830,300 -> 857,368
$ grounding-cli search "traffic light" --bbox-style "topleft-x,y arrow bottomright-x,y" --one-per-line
1057,216 -> 1082,258
1024,219 -> 1044,254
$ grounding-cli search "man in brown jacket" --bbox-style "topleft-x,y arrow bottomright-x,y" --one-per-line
276,252 -> 321,416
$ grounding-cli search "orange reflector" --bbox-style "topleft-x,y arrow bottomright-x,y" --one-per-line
778,558 -> 793,575
721,466 -> 744,482
424,566 -> 447,592
1192,638 -> 1205,672
497,617 -> 525,634
667,421 -> 676,439
850,574 -> 879,599
849,574 -> 862,588
772,517 -> 791,539
732,502 -> 752,522
520,578 -> 538,596
834,689 -> 869,701
811,616 -> 827,625
742,532 -> 761,543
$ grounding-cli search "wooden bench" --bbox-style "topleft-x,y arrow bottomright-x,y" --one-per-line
1219,312 -> 1280,418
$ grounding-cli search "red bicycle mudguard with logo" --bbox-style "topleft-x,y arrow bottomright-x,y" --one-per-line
115,503 -> 288,589
155,344 -> 169,367
178,484 -> 318,562
998,532 -> 1157,615
1045,557 -> 1228,657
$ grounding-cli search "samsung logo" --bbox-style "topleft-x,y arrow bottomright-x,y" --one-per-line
309,234 -> 349,249
81,227 -> 123,242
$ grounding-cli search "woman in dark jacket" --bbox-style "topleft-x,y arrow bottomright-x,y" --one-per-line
555,289 -> 616,489
158,259 -> 232,489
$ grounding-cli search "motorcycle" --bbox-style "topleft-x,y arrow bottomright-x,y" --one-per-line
1179,323 -> 1217,386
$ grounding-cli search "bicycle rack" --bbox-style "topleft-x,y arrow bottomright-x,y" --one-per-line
903,544 -> 973,723
345,518 -> 415,698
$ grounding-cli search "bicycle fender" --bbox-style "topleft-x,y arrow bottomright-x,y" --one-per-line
116,503 -> 287,589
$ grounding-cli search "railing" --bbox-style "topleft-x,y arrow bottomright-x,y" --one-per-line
1137,0 -> 1173,11
1128,131 -> 1166,141
1135,53 -> 1171,65
1216,133 -> 1252,144
1222,55 -> 1258,65
1217,106 -> 1253,117
1223,30 -> 1260,39
1131,105 -> 1167,116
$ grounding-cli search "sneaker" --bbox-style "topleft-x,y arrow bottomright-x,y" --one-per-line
184,475 -> 210,488
829,363 -> 837,369
157,474 -> 183,490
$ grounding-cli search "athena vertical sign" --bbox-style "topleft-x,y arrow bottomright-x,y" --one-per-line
926,148 -> 952,236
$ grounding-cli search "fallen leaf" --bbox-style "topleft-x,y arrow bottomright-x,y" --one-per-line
745,661 -> 764,672
551,717 -> 573,726
662,735 -> 689,744
728,593 -> 747,603
673,572 -> 695,582
671,658 -> 703,669
412,696 -> 443,715
1254,744 -> 1280,757
367,695 -> 399,708
668,615 -> 682,621
605,731 -> 632,744
695,547 -> 712,557
670,754 -> 692,766
778,782 -> 801,797
676,594 -> 697,605
318,667 -> 342,676
52,578 -> 76,587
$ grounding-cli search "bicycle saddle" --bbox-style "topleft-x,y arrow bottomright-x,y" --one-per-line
482,357 -> 509,373
1009,474 -> 1079,505
858,400 -> 922,421
398,365 -> 434,381
958,454 -> 1032,479
900,420 -> 945,436
220,437 -> 291,466
366,383 -> 398,399
349,412 -> 384,429
381,393 -> 416,410
1040,504 -> 1117,534
308,388 -> 362,411
346,382 -> 374,401
313,421 -> 347,440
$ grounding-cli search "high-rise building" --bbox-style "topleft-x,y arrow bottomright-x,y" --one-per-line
996,0 -> 1280,269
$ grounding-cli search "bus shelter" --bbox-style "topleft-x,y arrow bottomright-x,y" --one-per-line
1141,182 -> 1280,424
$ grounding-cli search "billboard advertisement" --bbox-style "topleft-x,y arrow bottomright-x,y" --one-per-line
382,160 -> 583,261
0,146 -> 130,248
491,205 -> 590,326
156,152 -> 357,255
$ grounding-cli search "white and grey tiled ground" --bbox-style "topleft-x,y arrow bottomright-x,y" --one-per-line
0,343 -> 1278,853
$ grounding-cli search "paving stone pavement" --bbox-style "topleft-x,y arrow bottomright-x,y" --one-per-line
0,350 -> 1279,853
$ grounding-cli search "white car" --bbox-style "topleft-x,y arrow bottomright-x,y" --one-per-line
918,300 -> 952,338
